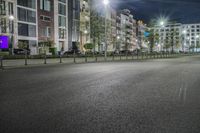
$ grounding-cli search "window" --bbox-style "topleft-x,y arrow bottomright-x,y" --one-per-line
42,27 -> 51,37
59,0 -> 66,3
18,7 -> 36,23
0,0 -> 6,15
8,2 -> 13,15
18,23 -> 36,37
40,0 -> 51,11
59,28 -> 66,39
59,16 -> 66,27
17,0 -> 36,9
58,3 -> 66,15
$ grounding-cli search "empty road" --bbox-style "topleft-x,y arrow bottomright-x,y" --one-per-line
0,56 -> 200,133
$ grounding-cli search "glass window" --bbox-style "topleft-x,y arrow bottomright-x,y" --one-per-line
59,28 -> 66,39
0,1 -> 6,15
27,10 -> 36,23
58,3 -> 66,15
59,16 -> 66,27
40,0 -> 51,11
18,8 -> 36,23
18,23 -> 28,36
18,23 -> 36,37
8,2 -> 14,15
17,0 -> 36,9
59,0 -> 66,3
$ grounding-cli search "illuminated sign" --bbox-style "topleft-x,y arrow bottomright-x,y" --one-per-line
0,36 -> 9,49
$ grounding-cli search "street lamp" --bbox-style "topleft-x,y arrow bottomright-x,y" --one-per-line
103,0 -> 109,60
195,35 -> 199,52
9,15 -> 14,55
182,30 -> 187,52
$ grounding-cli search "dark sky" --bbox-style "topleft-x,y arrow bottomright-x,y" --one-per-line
112,0 -> 200,24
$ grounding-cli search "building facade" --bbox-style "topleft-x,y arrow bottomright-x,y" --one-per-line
153,23 -> 200,52
117,9 -> 136,51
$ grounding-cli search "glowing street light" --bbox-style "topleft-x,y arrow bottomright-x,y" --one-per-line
160,21 -> 164,26
182,30 -> 187,34
103,0 -> 109,60
9,15 -> 14,21
84,30 -> 88,34
196,35 -> 199,38
103,0 -> 109,5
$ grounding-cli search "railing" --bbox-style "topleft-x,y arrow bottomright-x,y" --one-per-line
0,52 -> 199,69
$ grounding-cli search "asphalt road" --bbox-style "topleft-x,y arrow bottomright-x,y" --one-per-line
0,56 -> 200,133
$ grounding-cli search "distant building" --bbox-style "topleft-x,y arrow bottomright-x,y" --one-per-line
117,9 -> 137,51
68,0 -> 80,51
137,20 -> 148,50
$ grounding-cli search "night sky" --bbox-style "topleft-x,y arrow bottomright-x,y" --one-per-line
112,0 -> 200,24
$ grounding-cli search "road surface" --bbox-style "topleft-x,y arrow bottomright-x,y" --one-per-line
0,56 -> 200,133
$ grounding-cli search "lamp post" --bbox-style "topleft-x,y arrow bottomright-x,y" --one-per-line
103,0 -> 109,60
196,35 -> 199,53
182,30 -> 187,53
9,15 -> 14,55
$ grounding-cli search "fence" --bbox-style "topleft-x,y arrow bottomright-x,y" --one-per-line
0,52 -> 199,69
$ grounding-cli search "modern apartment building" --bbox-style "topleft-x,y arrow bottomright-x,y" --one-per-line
153,23 -> 200,52
68,0 -> 80,51
0,0 -> 69,55
137,20 -> 148,50
181,24 -> 200,51
117,9 -> 137,51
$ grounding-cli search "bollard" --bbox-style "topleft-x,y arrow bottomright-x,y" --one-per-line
44,53 -> 47,64
25,50 -> 28,66
73,55 -> 76,63
95,56 -> 97,62
85,56 -> 87,63
120,54 -> 122,60
112,54 -> 114,61
137,53 -> 139,60
59,54 -> 62,63
142,53 -> 144,60
0,56 -> 3,69
132,53 -> 134,60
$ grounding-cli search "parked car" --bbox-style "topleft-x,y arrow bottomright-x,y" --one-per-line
14,49 -> 30,55
63,50 -> 82,56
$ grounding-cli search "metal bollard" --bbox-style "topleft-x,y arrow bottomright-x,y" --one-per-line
112,54 -> 114,61
95,56 -> 97,62
44,53 -> 47,64
85,56 -> 87,63
120,54 -> 122,60
73,55 -> 76,63
25,50 -> 28,66
0,56 -> 3,69
60,54 -> 62,63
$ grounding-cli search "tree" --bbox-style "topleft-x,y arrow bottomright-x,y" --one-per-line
18,41 -> 28,49
84,43 -> 95,51
90,9 -> 104,53
147,28 -> 159,53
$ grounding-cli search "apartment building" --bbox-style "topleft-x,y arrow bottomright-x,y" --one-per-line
153,23 -> 200,52
137,20 -> 148,50
68,0 -> 80,51
117,9 -> 136,51
0,0 -> 69,55
182,24 -> 200,51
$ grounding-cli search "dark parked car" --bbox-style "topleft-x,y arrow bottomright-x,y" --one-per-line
63,50 -> 82,56
14,49 -> 30,55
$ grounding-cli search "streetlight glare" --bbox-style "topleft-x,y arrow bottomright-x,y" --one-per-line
9,15 -> 14,21
182,30 -> 187,34
103,0 -> 109,5
84,30 -> 88,34
160,21 -> 164,26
